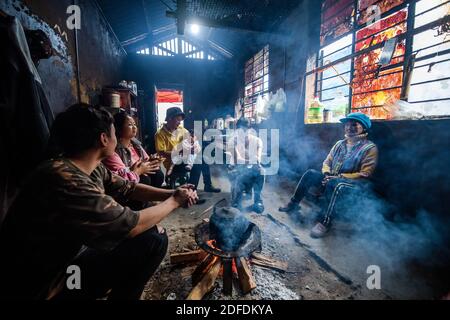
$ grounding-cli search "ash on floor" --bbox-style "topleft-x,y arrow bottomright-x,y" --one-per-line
141,202 -> 387,300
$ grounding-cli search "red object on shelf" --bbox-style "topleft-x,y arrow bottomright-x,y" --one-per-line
156,90 -> 183,103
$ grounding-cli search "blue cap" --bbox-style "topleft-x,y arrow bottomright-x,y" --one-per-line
340,112 -> 371,130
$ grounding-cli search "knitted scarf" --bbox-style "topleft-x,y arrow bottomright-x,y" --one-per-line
330,133 -> 375,175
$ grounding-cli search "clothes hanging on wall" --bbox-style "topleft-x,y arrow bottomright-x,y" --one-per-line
0,15 -> 54,223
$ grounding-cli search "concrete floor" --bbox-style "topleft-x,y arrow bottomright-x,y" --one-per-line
148,165 -> 449,300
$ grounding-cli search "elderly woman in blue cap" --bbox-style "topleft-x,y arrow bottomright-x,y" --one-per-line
279,112 -> 378,238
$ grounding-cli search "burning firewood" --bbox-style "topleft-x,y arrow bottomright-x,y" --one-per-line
235,257 -> 257,294
170,250 -> 207,265
250,252 -> 288,272
187,258 -> 222,300
191,254 -> 219,286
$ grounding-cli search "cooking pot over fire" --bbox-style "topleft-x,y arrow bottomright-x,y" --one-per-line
209,204 -> 251,252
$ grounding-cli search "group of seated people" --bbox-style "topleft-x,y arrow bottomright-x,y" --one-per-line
0,103 -> 199,300
0,101 -> 378,299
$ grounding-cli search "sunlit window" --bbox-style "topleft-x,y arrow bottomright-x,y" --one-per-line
136,37 -> 216,60
305,0 -> 450,123
243,45 -> 269,119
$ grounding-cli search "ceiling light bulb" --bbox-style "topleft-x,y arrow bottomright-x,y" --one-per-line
190,24 -> 199,34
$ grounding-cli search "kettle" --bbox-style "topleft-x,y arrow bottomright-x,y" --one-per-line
209,200 -> 250,252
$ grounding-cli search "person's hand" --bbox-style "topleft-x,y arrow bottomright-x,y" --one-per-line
156,224 -> 165,234
130,159 -> 143,174
173,187 -> 198,208
144,159 -> 161,175
179,183 -> 196,190
132,160 -> 160,176
178,184 -> 199,206
151,153 -> 166,163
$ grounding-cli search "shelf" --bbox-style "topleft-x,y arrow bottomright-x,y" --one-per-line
104,86 -> 137,97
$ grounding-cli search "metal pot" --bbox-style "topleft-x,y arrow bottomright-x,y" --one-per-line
209,205 -> 250,252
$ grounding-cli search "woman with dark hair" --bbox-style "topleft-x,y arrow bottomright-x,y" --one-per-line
103,111 -> 165,188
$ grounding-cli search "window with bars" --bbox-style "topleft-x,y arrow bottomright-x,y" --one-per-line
136,37 -> 216,60
305,0 -> 450,124
243,45 -> 269,120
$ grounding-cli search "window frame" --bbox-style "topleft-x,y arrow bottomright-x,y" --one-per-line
304,0 -> 450,124
243,45 -> 270,120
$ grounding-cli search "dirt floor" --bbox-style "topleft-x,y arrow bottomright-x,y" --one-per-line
142,190 -> 387,300
141,165 -> 450,300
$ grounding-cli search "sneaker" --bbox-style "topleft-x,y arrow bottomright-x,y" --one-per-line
278,201 -> 300,213
253,201 -> 264,214
204,185 -> 221,193
310,222 -> 329,238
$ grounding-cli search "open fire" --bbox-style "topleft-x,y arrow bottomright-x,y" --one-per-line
189,214 -> 262,298
169,205 -> 289,300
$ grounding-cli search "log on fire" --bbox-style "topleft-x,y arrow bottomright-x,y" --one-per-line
191,254 -> 219,286
187,257 -> 222,300
235,257 -> 257,294
170,249 -> 208,265
250,252 -> 288,272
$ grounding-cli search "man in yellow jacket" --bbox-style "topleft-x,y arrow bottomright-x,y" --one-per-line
279,113 -> 378,238
155,107 -> 220,192
155,107 -> 189,172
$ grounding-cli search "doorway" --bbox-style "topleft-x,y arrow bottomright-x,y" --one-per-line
155,87 -> 184,129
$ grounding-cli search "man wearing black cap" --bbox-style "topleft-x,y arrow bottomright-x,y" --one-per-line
155,107 -> 221,192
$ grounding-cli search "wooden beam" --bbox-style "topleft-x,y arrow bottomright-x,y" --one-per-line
170,249 -> 207,264
236,257 -> 256,294
187,258 -> 222,300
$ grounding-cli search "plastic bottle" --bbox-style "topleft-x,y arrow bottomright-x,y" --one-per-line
331,91 -> 348,121
308,96 -> 323,123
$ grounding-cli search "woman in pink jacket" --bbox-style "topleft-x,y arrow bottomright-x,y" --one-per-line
103,111 -> 164,187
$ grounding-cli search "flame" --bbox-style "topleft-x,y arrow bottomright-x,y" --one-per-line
206,240 -> 239,275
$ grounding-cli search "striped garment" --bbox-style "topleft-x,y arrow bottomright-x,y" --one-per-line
322,134 -> 378,179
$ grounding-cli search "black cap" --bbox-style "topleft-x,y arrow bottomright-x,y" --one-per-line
165,107 -> 185,121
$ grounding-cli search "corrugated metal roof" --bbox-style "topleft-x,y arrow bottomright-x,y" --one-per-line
96,0 -> 302,57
